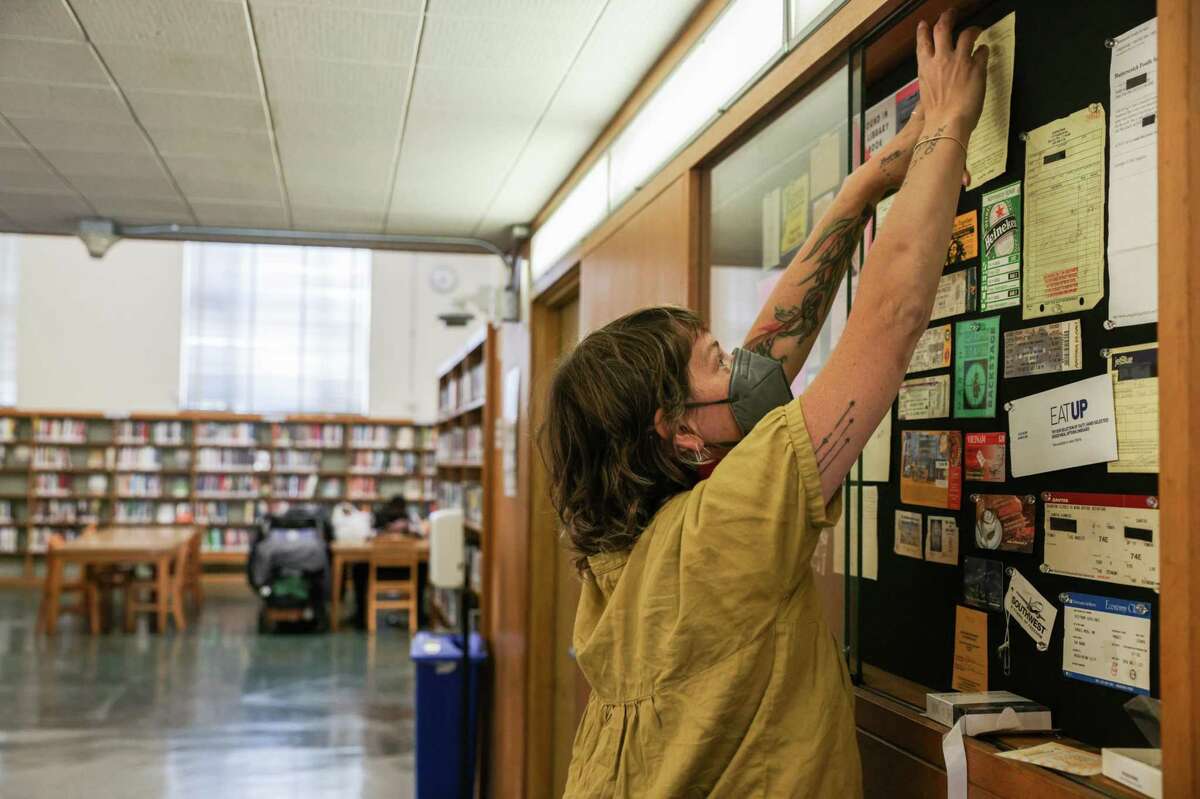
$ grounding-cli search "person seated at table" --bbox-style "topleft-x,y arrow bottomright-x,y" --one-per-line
351,495 -> 427,628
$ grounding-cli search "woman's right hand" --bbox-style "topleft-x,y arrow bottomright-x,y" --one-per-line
915,9 -> 989,138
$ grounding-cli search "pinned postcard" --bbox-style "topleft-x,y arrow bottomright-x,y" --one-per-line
894,510 -> 924,560
952,605 -> 988,691
1108,342 -> 1159,473
946,211 -> 979,266
1004,320 -> 1082,379
981,181 -> 1022,311
907,324 -> 952,374
1005,569 -> 1057,651
900,430 -> 962,509
954,316 -> 1000,418
1042,491 -> 1159,590
834,485 -> 878,580
932,268 -> 979,321
925,515 -> 960,565
1061,592 -> 1152,695
899,375 -> 950,421
1008,374 -> 1118,477
964,556 -> 1004,612
965,432 -> 1006,482
780,174 -> 811,254
973,494 -> 1036,553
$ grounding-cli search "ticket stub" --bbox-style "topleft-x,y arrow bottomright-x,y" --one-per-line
899,374 -> 951,420
965,432 -> 1006,482
981,181 -> 1022,311
931,268 -> 979,321
894,509 -> 923,559
1042,491 -> 1159,589
1004,320 -> 1082,378
907,324 -> 952,373
946,210 -> 979,266
1061,592 -> 1151,695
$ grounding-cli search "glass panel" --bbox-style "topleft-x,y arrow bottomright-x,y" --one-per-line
0,236 -> 17,407
789,0 -> 847,45
707,60 -> 851,650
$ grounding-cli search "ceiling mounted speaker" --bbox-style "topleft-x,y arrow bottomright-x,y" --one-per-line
78,218 -> 120,259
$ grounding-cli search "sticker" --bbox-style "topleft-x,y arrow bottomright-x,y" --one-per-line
907,324 -> 952,374
981,180 -> 1022,311
1003,320 -> 1082,378
954,316 -> 1001,418
965,432 -> 1007,482
1042,491 -> 1159,590
973,494 -> 1036,553
1061,592 -> 1151,695
894,509 -> 924,559
925,515 -> 960,565
964,556 -> 1004,612
931,267 -> 979,321
1004,569 -> 1057,650
900,430 -> 962,509
946,210 -> 979,266
898,374 -> 951,420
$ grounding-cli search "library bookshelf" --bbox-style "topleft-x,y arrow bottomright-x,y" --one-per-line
0,410 -> 436,587
434,325 -> 497,630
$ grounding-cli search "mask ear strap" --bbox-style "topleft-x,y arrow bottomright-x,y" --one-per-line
683,398 -> 729,410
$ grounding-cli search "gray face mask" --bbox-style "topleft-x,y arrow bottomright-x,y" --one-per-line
685,347 -> 792,444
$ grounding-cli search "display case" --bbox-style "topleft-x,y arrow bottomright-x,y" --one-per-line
708,0 -> 1160,792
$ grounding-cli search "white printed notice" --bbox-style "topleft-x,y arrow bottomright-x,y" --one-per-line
835,485 -> 878,580
1042,491 -> 1159,590
1108,18 -> 1158,327
1061,592 -> 1152,695
1005,568 -> 1057,651
1007,374 -> 1118,477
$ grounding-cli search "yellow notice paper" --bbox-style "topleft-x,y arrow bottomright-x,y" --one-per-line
780,173 -> 810,254
810,131 -> 842,195
966,12 -> 1016,189
952,605 -> 988,692
1108,342 -> 1159,473
995,742 -> 1103,777
1022,104 -> 1107,319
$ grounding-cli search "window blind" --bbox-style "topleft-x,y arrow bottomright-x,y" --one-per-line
180,242 -> 371,414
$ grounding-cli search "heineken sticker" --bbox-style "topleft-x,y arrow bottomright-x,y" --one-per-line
981,181 -> 1022,311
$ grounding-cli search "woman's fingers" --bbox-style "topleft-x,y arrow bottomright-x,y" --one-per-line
916,19 -> 933,61
933,8 -> 955,54
973,43 -> 991,72
956,26 -> 983,60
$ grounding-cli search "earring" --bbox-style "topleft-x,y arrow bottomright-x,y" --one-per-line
679,444 -> 713,467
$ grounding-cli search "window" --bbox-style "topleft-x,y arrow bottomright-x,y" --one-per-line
0,236 -> 16,407
180,243 -> 371,414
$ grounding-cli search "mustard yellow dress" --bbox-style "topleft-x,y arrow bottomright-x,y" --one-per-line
563,399 -> 861,797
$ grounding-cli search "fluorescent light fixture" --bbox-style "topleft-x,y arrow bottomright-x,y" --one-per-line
608,0 -> 785,207
790,0 -> 845,43
530,155 -> 609,280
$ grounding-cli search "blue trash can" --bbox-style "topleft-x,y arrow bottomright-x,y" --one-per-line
411,631 -> 488,798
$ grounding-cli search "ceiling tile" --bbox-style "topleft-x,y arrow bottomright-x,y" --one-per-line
252,0 -> 425,12
149,127 -> 275,160
68,0 -> 249,55
409,65 -> 552,117
69,174 -> 178,200
0,82 -> 131,124
260,58 -> 407,102
250,4 -> 420,64
89,194 -> 191,220
417,13 -> 592,72
0,1 -> 85,42
426,0 -> 602,23
99,45 -> 260,95
0,145 -> 73,193
291,204 -> 382,232
125,90 -> 266,131
0,190 -> 93,230
0,38 -> 107,84
11,119 -> 153,153
192,199 -> 289,228
39,149 -> 167,179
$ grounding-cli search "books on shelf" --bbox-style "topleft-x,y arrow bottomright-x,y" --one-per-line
195,474 -> 259,497
195,422 -> 258,446
351,424 -> 392,449
196,447 -> 268,472
34,419 -> 87,443
0,527 -> 17,553
274,450 -> 320,472
114,500 -> 193,524
114,420 -> 186,445
115,446 -> 191,471
0,500 -> 11,523
273,423 -> 343,449
33,499 -> 100,524
0,419 -> 16,443
35,473 -> 108,497
195,500 -> 257,525
203,527 -> 251,552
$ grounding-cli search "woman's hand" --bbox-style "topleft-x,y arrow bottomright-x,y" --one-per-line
916,9 -> 989,141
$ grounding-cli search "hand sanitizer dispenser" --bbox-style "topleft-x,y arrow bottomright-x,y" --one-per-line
429,508 -> 465,589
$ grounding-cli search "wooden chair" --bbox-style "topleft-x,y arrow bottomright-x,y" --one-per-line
366,536 -> 420,635
123,540 -> 189,633
183,530 -> 204,610
38,533 -> 99,635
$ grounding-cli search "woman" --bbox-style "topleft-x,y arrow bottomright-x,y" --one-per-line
542,12 -> 988,796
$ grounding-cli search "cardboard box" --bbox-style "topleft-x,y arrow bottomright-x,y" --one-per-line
926,691 -> 1052,735
1102,748 -> 1162,798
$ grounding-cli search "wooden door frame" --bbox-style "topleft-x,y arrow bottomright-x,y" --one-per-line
526,265 -> 582,799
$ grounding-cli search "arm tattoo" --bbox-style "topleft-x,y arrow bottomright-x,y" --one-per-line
878,149 -> 904,182
815,399 -> 855,474
747,208 -> 871,363
901,124 -> 946,187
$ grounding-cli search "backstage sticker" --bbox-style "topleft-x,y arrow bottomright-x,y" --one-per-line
1005,568 -> 1057,651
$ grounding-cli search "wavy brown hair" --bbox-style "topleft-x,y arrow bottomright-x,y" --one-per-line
539,305 -> 704,571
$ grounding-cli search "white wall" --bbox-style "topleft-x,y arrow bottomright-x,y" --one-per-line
12,234 -> 505,421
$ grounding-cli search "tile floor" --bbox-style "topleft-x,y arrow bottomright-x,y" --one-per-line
0,584 -> 415,799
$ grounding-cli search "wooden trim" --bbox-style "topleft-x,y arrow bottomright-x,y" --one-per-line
1158,1 -> 1198,796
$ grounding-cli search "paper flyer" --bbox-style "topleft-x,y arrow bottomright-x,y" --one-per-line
1108,342 -> 1159,473
894,509 -> 924,560
931,268 -> 979,321
981,180 -> 1022,311
945,210 -> 979,266
864,77 -> 920,159
810,131 -> 841,195
954,316 -> 1000,418
952,605 -> 988,691
996,743 -> 1102,776
851,412 -> 891,482
1003,320 -> 1082,379
780,174 -> 811,255
761,188 -> 781,269
1023,105 -> 1107,319
1004,568 -> 1057,650
900,430 -> 962,509
1061,592 -> 1152,695
965,12 -> 1016,189
965,432 -> 1006,482
834,484 -> 878,580
907,324 -> 952,374
1042,491 -> 1159,590
1008,374 -> 1118,477
925,515 -> 960,565
973,494 -> 1036,553
898,374 -> 950,421
964,556 -> 1004,612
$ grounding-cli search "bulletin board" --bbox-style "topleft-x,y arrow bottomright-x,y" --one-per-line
852,0 -> 1159,749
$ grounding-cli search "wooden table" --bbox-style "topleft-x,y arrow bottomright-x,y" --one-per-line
330,538 -> 429,632
44,527 -> 196,635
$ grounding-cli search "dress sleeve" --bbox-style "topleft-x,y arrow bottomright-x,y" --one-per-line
677,396 -> 843,611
